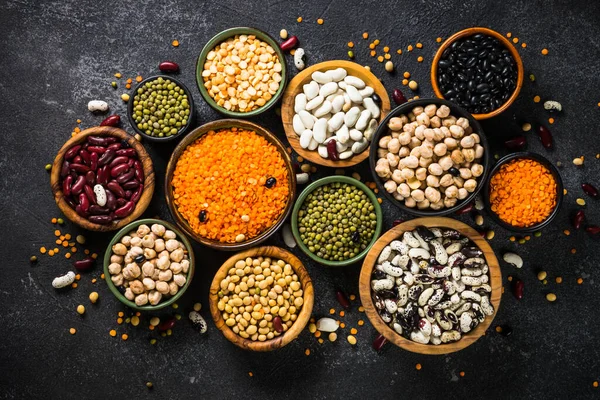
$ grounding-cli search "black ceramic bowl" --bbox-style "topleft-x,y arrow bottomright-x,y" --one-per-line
127,75 -> 195,142
483,152 -> 563,233
369,98 -> 490,217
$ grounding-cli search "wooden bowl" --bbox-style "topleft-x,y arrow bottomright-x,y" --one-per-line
281,60 -> 391,167
164,119 -> 296,251
50,126 -> 155,232
103,218 -> 195,311
431,27 -> 524,120
209,246 -> 314,351
359,217 -> 502,355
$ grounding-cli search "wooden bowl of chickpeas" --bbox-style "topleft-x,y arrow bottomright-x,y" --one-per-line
369,98 -> 490,216
209,246 -> 314,351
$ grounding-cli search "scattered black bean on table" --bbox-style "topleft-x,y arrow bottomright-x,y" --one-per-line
437,33 -> 517,114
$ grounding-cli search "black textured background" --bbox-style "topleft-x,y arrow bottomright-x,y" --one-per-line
1,0 -> 600,399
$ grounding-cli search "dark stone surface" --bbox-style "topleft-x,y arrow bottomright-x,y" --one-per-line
1,0 -> 600,398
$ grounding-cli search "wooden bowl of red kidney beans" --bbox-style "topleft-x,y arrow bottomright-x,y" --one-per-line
50,126 -> 155,231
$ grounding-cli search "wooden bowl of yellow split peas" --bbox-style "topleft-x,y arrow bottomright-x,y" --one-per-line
209,246 -> 314,351
196,27 -> 287,118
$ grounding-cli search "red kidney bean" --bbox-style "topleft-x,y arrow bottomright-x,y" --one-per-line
73,155 -> 82,164
107,142 -> 122,152
110,163 -> 129,177
392,89 -> 407,105
582,183 -> 598,198
105,190 -> 117,210
87,136 -> 116,146
115,201 -> 135,217
70,163 -> 90,173
107,181 -> 125,198
116,198 -> 127,207
335,289 -> 350,309
89,205 -> 109,215
65,197 -> 77,209
87,146 -> 106,154
504,135 -> 526,151
116,148 -> 136,157
108,156 -> 129,168
133,160 -> 144,182
89,152 -> 98,171
84,171 -> 95,185
62,175 -> 73,196
373,334 -> 388,351
64,145 -> 81,160
96,165 -> 109,185
116,169 -> 135,184
158,317 -> 176,332
71,175 -> 86,195
586,225 -> 600,235
79,149 -> 91,165
280,36 -> 298,51
392,219 -> 405,226
88,215 -> 113,224
84,185 -> 96,205
98,149 -> 116,166
100,115 -> 121,127
572,210 -> 585,229
273,316 -> 284,333
122,180 -> 139,190
537,125 -> 553,149
74,257 -> 95,271
124,190 -> 132,199
159,61 -> 179,72
512,279 -> 524,300
327,140 -> 339,160
75,204 -> 88,217
79,192 -> 90,213
60,161 -> 70,178
127,158 -> 134,167
455,202 -> 474,215
131,184 -> 144,203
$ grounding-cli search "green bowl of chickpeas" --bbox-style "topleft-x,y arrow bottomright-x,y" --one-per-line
196,27 -> 287,118
291,176 -> 383,267
103,218 -> 195,311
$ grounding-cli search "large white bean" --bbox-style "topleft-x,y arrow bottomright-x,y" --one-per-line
294,93 -> 307,113
317,145 -> 329,158
298,110 -> 315,129
305,95 -> 324,111
363,97 -> 380,119
303,81 -> 319,100
313,118 -> 328,143
344,75 -> 366,89
359,86 -> 374,97
349,129 -> 363,141
52,271 -> 76,289
319,82 -> 338,98
335,125 -> 350,144
344,106 -> 361,127
345,84 -> 363,103
311,71 -> 333,84
326,89 -> 344,102
339,150 -> 353,159
88,100 -> 109,113
313,100 -> 332,118
327,112 -> 345,132
307,138 -> 319,150
299,129 -> 313,149
326,67 -> 347,82
331,95 -> 345,113
352,138 -> 369,154
364,119 -> 378,141
292,114 -> 305,135
355,109 -> 371,131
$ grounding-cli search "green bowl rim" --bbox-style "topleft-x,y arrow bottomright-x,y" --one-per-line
291,176 -> 383,267
195,26 -> 287,118
103,218 -> 196,311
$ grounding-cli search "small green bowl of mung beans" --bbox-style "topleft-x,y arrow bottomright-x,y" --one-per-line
291,176 -> 383,267
127,75 -> 195,142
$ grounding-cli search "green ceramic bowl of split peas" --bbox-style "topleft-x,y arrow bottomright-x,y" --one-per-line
196,27 -> 288,118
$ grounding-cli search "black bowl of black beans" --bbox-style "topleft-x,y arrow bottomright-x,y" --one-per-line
431,27 -> 524,120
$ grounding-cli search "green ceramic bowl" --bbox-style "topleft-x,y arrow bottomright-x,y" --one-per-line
291,176 -> 383,267
196,27 -> 287,118
103,218 -> 195,311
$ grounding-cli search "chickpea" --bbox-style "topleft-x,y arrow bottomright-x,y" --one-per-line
430,116 -> 442,128
444,137 -> 458,150
460,136 -> 475,149
130,280 -> 144,295
384,180 -> 398,193
407,112 -> 416,121
137,224 -> 151,237
399,146 -> 410,157
420,145 -> 433,158
112,243 -> 127,256
458,188 -> 469,200
124,288 -> 135,301
375,158 -> 392,178
393,192 -> 404,201
386,152 -> 399,168
111,273 -> 124,287
442,115 -> 456,127
410,146 -> 422,158
377,148 -> 388,159
387,138 -> 401,154
416,113 -> 430,126
388,117 -> 404,131
156,281 -> 170,294
415,167 -> 427,181
445,185 -> 459,199
434,143 -> 447,157
430,200 -> 444,210
135,293 -> 148,306
453,176 -> 464,188
399,131 -> 412,145
426,175 -> 440,187
409,137 -> 421,149
401,168 -> 415,180
412,106 -> 424,116
459,168 -> 472,179
419,157 -> 433,168
130,237 -> 142,247
474,144 -> 484,159
143,277 -> 156,291
433,128 -> 445,142
423,128 -> 435,141
122,264 -> 141,280
464,179 -> 478,193
148,290 -> 162,305
470,133 -> 480,144
443,197 -> 457,208
173,274 -> 187,287
379,136 -> 391,149
108,263 -> 121,275
169,281 -> 179,296
428,163 -> 443,176
405,197 -> 417,208
391,169 -> 404,184
471,163 -> 484,177
451,149 -> 465,164
154,239 -> 165,252
110,254 -> 123,264
143,248 -> 157,260
424,104 -> 437,117
397,183 -> 411,198
462,148 -> 476,162
439,155 -> 454,171
434,105 -> 449,118
402,155 -> 419,169
449,125 -> 465,139
440,174 -> 454,187
425,187 -> 441,203
402,121 -> 416,134
164,230 -> 176,240
157,255 -> 170,270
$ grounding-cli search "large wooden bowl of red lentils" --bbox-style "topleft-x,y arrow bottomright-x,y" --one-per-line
165,119 -> 296,251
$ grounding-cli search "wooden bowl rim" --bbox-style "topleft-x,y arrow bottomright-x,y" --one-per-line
208,246 -> 314,351
164,119 -> 296,251
50,126 -> 155,232
102,218 -> 196,311
359,217 -> 502,355
368,97 -> 491,217
126,74 -> 196,142
430,27 -> 524,120
195,26 -> 287,118
290,175 -> 383,267
483,151 -> 564,233
281,60 -> 391,167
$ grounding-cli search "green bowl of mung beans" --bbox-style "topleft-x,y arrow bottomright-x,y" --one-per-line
127,75 -> 195,142
291,176 -> 383,267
